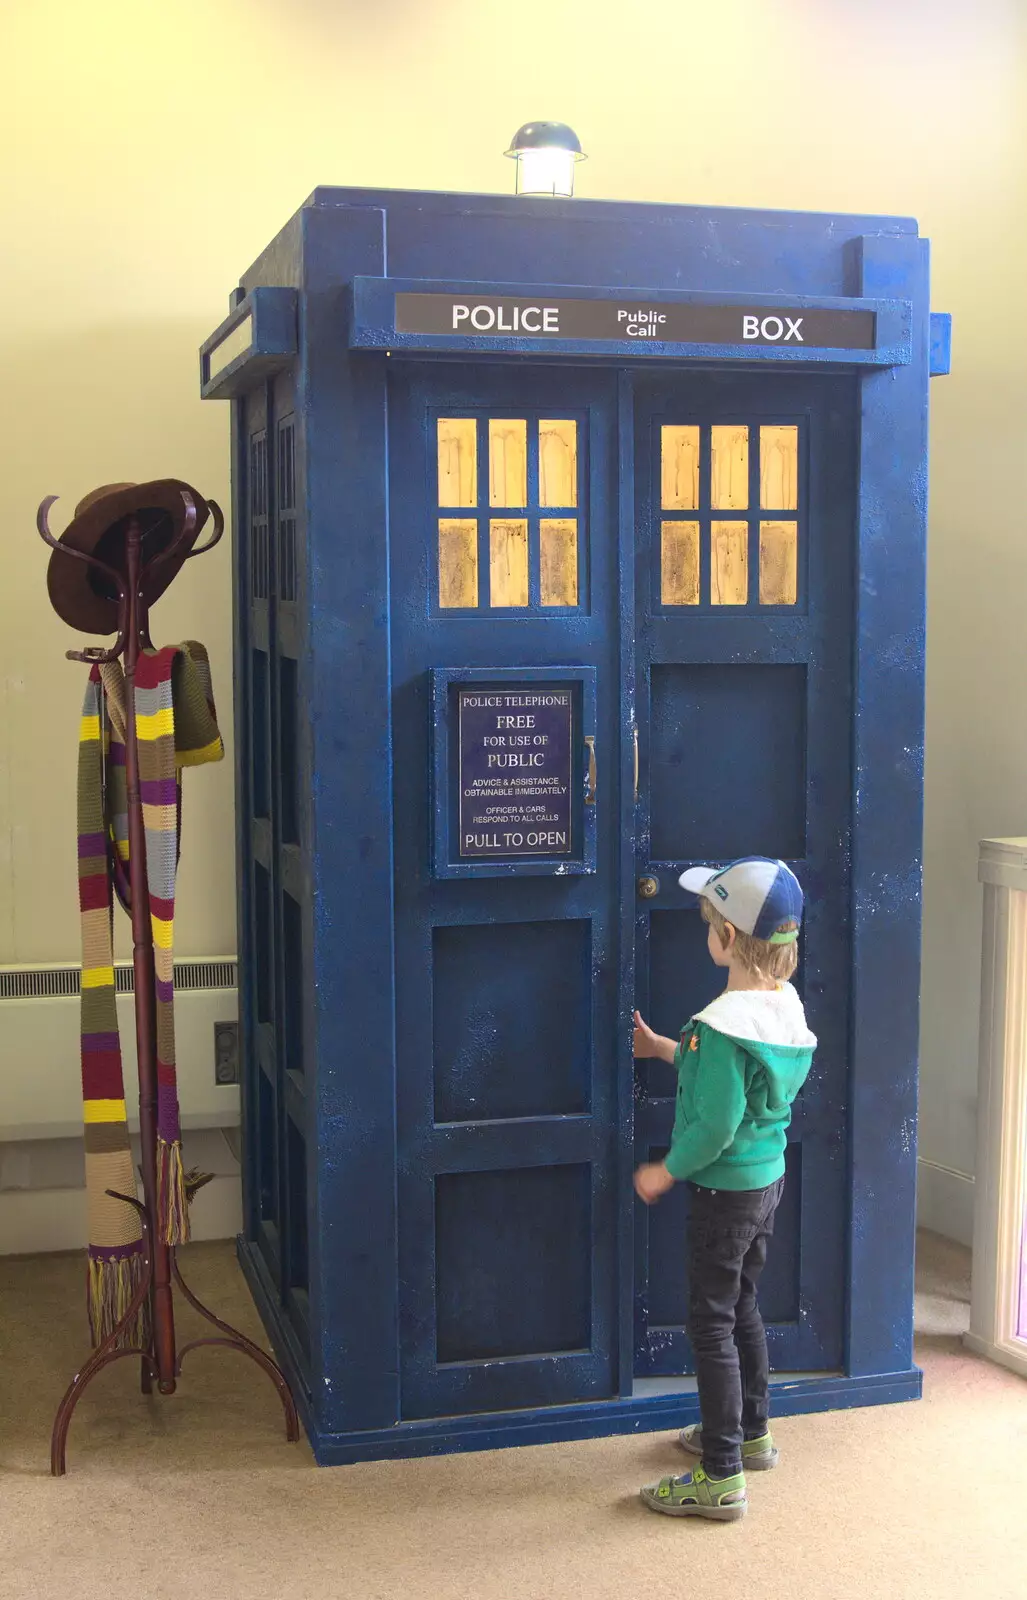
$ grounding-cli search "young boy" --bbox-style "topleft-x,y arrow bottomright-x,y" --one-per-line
632,856 -> 816,1523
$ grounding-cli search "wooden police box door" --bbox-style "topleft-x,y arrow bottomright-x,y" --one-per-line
632,371 -> 855,1378
389,365 -> 622,1421
389,362 -> 856,1420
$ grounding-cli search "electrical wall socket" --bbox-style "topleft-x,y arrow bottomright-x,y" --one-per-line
214,1021 -> 240,1085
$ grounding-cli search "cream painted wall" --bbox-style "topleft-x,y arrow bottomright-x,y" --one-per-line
2,0 -> 1025,1214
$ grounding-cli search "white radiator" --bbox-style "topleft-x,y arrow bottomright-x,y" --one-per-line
0,960 -> 240,1140
966,839 -> 1027,1378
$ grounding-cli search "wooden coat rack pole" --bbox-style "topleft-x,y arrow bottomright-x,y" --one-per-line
123,515 -> 177,1393
37,490 -> 300,1474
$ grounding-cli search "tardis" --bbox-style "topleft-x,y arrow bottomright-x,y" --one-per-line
199,184 -> 947,1464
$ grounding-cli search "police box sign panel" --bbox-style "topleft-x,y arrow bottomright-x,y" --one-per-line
394,292 -> 876,351
458,688 -> 573,858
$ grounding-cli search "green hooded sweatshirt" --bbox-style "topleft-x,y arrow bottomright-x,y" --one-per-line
665,983 -> 816,1190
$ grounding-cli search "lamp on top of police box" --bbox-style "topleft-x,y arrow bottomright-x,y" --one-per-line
505,122 -> 585,197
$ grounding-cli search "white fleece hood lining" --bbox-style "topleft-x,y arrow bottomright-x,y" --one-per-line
692,984 -> 817,1050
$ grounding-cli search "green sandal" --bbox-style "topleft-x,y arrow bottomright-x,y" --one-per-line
640,1466 -> 748,1521
679,1424 -> 779,1472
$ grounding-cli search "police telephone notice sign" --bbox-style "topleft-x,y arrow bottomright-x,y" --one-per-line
395,292 -> 876,350
458,687 -> 573,858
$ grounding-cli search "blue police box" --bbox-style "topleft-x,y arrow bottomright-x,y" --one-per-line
199,184 -> 948,1464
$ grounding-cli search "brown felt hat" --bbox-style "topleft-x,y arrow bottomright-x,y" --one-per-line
46,479 -> 210,635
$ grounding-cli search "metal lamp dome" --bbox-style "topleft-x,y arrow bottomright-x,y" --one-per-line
505,122 -> 586,197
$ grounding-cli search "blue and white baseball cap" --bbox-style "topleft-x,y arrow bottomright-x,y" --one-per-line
678,857 -> 803,944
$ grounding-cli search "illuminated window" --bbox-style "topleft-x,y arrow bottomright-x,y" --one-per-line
659,422 -> 800,608
436,416 -> 582,611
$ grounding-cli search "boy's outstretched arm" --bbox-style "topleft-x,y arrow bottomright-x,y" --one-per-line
633,1012 -> 681,1204
634,1032 -> 749,1205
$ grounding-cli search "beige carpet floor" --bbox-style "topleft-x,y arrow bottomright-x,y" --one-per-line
1,1229 -> 1024,1600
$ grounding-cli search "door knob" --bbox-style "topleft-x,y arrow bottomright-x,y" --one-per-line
637,876 -> 660,900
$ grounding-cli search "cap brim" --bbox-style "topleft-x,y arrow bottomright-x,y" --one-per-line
678,867 -> 718,894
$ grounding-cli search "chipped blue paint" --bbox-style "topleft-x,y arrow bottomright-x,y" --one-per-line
201,184 -> 938,1466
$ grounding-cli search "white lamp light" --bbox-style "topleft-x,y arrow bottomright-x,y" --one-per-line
505,122 -> 585,198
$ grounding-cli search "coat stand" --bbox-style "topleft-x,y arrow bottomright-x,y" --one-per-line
37,490 -> 300,1475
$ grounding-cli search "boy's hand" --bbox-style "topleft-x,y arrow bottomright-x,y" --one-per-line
634,1162 -> 675,1205
634,1012 -> 680,1064
633,1011 -> 661,1058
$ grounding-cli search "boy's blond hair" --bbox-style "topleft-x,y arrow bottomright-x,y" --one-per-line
701,898 -> 798,983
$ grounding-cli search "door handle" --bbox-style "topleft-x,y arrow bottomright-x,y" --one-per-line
633,726 -> 639,803
584,736 -> 597,805
638,876 -> 660,900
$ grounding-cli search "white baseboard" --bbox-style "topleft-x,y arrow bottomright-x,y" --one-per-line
0,1173 -> 242,1257
916,1157 -> 975,1248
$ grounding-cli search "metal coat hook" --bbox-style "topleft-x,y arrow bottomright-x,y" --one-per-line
144,491 -> 199,577
186,497 -> 225,560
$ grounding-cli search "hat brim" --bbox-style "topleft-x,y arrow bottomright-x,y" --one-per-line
678,866 -> 719,895
46,479 -> 209,635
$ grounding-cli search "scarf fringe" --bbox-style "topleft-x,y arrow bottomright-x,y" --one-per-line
87,1247 -> 150,1350
158,1137 -> 191,1246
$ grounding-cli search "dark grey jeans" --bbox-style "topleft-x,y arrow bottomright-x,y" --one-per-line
686,1175 -> 785,1478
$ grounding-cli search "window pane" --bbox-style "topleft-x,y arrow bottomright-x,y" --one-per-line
489,419 -> 528,508
278,655 -> 299,846
438,519 -> 478,608
661,425 -> 700,511
540,518 -> 578,606
711,425 -> 749,510
489,519 -> 529,606
759,521 -> 798,605
251,648 -> 269,820
661,521 -> 700,606
539,420 -> 577,508
711,521 -> 748,605
254,862 -> 272,1024
760,426 -> 798,511
437,419 -> 477,508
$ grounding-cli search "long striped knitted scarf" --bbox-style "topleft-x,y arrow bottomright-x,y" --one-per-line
78,642 -> 223,1347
